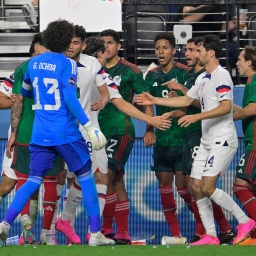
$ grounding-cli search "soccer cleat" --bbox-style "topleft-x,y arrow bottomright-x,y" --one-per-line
88,231 -> 115,246
189,234 -> 220,245
55,217 -> 81,245
233,218 -> 256,245
18,235 -> 25,245
21,2 -> 38,31
115,233 -> 131,245
218,229 -> 237,244
161,236 -> 187,245
189,235 -> 201,243
101,228 -> 115,239
239,237 -> 256,245
0,221 -> 10,246
21,214 -> 36,244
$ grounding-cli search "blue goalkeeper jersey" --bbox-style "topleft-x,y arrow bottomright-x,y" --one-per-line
22,52 -> 89,146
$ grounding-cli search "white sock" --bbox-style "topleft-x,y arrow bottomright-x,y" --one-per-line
51,184 -> 64,227
96,184 -> 107,217
210,188 -> 250,224
29,199 -> 38,227
196,197 -> 216,237
61,183 -> 82,226
63,188 -> 70,214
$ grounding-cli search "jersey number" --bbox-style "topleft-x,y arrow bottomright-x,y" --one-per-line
106,139 -> 118,152
32,77 -> 61,110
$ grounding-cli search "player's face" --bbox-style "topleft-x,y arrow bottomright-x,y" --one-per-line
196,44 -> 209,67
155,39 -> 176,68
236,50 -> 249,76
101,36 -> 121,61
67,37 -> 86,61
185,42 -> 199,67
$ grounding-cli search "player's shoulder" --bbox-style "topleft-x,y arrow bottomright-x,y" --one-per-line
175,62 -> 191,72
119,59 -> 142,74
79,54 -> 98,66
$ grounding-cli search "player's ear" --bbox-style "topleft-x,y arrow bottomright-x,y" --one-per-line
117,42 -> 122,51
82,42 -> 87,51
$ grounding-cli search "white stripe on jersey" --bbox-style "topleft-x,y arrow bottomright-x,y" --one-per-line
68,58 -> 77,75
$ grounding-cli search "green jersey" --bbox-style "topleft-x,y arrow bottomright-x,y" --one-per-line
146,62 -> 189,146
184,68 -> 205,134
242,74 -> 256,150
99,58 -> 147,138
12,59 -> 34,144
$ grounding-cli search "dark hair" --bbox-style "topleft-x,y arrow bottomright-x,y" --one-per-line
29,32 -> 44,56
74,25 -> 86,42
244,45 -> 256,71
99,29 -> 120,43
44,19 -> 74,53
187,37 -> 198,44
154,32 -> 175,48
195,35 -> 222,59
84,36 -> 106,58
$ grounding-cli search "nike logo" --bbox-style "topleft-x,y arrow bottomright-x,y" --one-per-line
95,130 -> 100,143
220,94 -> 227,98
3,86 -> 9,92
203,169 -> 209,172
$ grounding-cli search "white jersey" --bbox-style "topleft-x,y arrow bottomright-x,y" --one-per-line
187,65 -> 237,146
0,73 -> 14,98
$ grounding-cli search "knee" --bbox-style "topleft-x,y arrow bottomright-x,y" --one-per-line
0,178 -> 16,196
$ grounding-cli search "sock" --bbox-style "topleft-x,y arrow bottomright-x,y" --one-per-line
42,179 -> 57,230
197,197 -> 216,237
63,188 -> 70,214
233,184 -> 256,222
77,171 -> 100,233
177,187 -> 193,212
0,197 -> 4,206
51,184 -> 64,229
159,185 -> 181,237
191,195 -> 205,236
16,177 -> 30,216
61,180 -> 82,228
4,176 -> 42,225
212,201 -> 232,233
102,192 -> 116,230
115,200 -> 130,235
96,184 -> 107,216
211,187 -> 249,224
29,199 -> 38,227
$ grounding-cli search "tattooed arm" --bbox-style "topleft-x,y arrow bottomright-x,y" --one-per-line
6,94 -> 23,158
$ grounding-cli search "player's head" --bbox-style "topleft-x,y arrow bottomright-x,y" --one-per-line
29,32 -> 47,57
84,36 -> 107,66
154,32 -> 176,69
236,45 -> 256,76
99,29 -> 121,61
44,19 -> 74,53
67,25 -> 87,61
185,38 -> 200,68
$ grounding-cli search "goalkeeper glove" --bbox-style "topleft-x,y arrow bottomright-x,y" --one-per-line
84,121 -> 106,150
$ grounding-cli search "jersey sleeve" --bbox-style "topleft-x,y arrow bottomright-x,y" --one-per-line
215,69 -> 233,102
0,73 -> 14,98
93,58 -> 105,87
62,58 -> 89,125
21,69 -> 34,98
187,76 -> 200,100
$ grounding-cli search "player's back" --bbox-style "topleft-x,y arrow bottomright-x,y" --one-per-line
25,52 -> 82,146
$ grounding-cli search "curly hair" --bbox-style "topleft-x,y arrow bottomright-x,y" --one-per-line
74,25 -> 86,42
84,36 -> 106,58
29,32 -> 44,56
44,19 -> 74,53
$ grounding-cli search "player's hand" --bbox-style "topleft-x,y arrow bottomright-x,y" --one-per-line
143,130 -> 156,147
178,114 -> 200,127
161,111 -> 175,120
149,116 -> 172,130
133,92 -> 155,105
84,121 -> 107,150
162,80 -> 182,91
6,133 -> 16,158
91,100 -> 105,111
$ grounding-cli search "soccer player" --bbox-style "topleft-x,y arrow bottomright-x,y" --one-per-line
134,35 -> 255,245
0,19 -> 110,247
233,45 -> 256,245
163,38 -> 236,244
140,32 -> 196,244
99,29 -> 156,244
56,31 -> 170,244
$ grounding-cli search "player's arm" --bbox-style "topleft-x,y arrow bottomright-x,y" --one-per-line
0,91 -> 11,109
91,82 -> 110,111
111,97 -> 171,131
183,5 -> 216,22
178,100 -> 231,128
22,71 -> 34,98
233,102 -> 256,121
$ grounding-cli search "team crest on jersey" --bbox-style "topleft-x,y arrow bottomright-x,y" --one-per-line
200,82 -> 206,92
113,75 -> 121,86
68,77 -> 76,86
